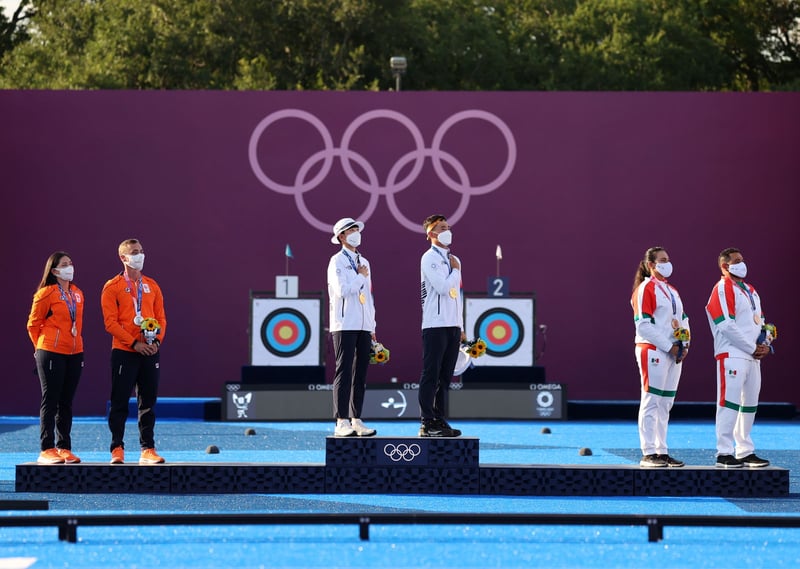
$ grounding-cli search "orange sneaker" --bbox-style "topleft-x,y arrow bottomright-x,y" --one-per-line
139,448 -> 165,464
37,448 -> 65,464
57,449 -> 81,463
110,447 -> 125,464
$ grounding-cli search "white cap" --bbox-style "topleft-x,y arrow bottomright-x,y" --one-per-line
331,217 -> 364,244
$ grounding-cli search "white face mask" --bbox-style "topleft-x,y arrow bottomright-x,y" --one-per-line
125,253 -> 145,271
437,230 -> 453,247
728,261 -> 747,279
655,261 -> 673,279
345,232 -> 361,248
56,266 -> 74,282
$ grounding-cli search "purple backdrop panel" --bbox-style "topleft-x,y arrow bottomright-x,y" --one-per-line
1,90 -> 798,417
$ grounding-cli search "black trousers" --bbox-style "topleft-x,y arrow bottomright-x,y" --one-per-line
418,326 -> 461,421
108,349 -> 160,451
331,330 -> 371,419
35,350 -> 83,451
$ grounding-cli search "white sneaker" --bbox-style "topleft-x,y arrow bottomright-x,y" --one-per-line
351,418 -> 376,437
334,418 -> 355,437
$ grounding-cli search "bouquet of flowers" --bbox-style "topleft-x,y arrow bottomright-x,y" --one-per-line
465,338 -> 487,359
140,317 -> 161,345
672,327 -> 690,361
757,323 -> 777,353
369,341 -> 390,365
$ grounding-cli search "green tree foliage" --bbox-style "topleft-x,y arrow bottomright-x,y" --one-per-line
0,0 -> 32,60
1,0 -> 798,90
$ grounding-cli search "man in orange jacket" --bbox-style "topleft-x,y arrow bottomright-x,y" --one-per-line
101,238 -> 167,465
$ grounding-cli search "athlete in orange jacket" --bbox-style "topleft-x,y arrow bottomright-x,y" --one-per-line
26,251 -> 85,465
101,238 -> 167,465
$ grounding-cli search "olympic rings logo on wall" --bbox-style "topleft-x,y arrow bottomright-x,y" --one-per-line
260,308 -> 311,357
248,109 -> 517,232
474,307 -> 524,357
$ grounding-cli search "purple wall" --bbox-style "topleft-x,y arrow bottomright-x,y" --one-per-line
2,91 -> 798,416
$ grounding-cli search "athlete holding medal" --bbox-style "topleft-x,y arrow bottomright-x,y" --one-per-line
101,239 -> 167,464
706,248 -> 772,468
418,214 -> 465,437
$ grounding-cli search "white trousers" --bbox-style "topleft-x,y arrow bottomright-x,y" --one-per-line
715,356 -> 761,457
635,344 -> 682,455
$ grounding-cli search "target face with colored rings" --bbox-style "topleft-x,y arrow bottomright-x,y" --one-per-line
260,308 -> 311,357
474,307 -> 524,357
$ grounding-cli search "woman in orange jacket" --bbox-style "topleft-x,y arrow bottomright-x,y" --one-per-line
26,251 -> 85,464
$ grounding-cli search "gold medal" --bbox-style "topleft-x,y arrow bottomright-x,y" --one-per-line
449,288 -> 458,299
359,292 -> 366,305
671,319 -> 679,329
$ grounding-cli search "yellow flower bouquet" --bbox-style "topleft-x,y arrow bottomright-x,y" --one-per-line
672,327 -> 690,361
672,328 -> 690,343
758,323 -> 777,353
465,338 -> 487,359
369,342 -> 390,365
140,317 -> 161,345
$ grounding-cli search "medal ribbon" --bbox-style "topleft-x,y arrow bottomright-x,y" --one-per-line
342,250 -> 365,292
737,281 -> 757,312
124,274 -> 143,317
655,280 -> 677,316
57,284 -> 76,325
431,246 -> 452,275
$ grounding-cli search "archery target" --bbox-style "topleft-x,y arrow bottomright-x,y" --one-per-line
250,298 -> 321,365
465,297 -> 534,366
262,308 -> 309,357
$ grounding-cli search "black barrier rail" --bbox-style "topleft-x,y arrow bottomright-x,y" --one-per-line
3,513 -> 800,543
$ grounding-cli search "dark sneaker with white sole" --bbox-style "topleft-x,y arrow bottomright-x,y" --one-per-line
740,453 -> 769,468
419,419 -> 461,437
639,454 -> 667,467
715,454 -> 743,468
657,454 -> 685,467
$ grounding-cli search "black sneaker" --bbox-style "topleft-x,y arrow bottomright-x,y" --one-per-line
657,454 -> 685,467
418,419 -> 461,438
715,454 -> 743,469
639,454 -> 667,467
436,419 -> 462,437
740,454 -> 770,468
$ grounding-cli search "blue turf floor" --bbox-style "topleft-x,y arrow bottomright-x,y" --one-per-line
1,417 -> 799,568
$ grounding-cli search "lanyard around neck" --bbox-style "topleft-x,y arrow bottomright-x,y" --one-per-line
654,279 -> 676,316
124,275 -> 143,315
737,281 -> 756,312
57,284 -> 76,323
431,246 -> 452,274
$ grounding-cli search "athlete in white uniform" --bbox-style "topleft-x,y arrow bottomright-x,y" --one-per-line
631,247 -> 689,468
418,214 -> 464,437
327,217 -> 378,437
706,248 -> 771,468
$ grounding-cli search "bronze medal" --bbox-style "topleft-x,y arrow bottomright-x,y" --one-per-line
671,319 -> 679,330
753,314 -> 761,325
